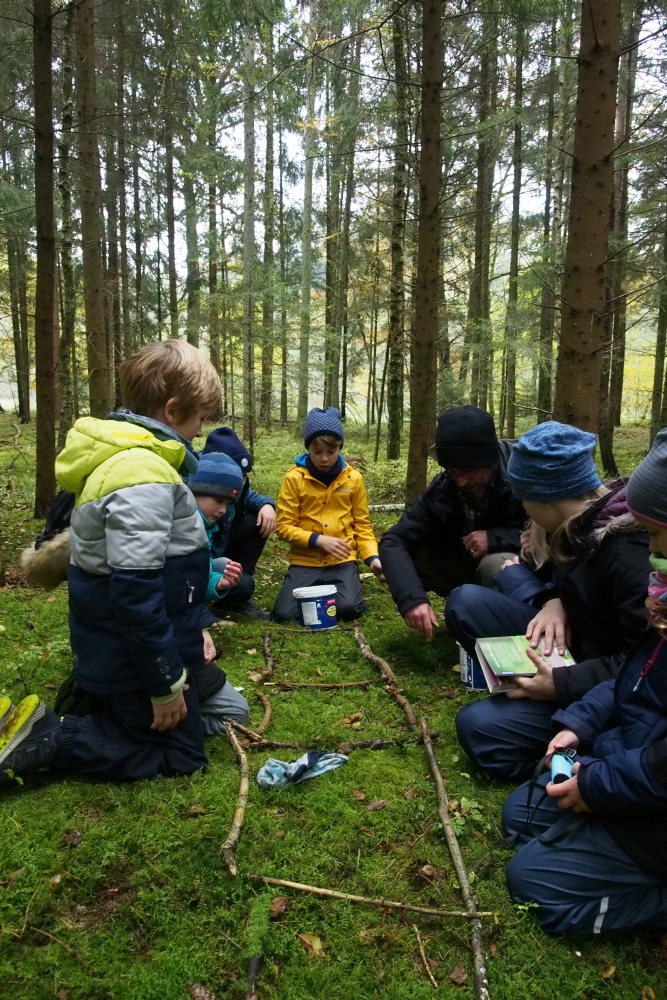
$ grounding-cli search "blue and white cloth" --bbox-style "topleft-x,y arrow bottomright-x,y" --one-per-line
256,751 -> 348,788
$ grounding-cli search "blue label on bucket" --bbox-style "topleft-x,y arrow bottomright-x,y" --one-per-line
294,586 -> 338,630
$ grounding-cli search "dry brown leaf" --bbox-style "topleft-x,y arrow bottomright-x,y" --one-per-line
600,963 -> 616,980
189,804 -> 206,816
367,799 -> 389,811
269,896 -> 289,920
449,963 -> 467,986
443,687 -> 457,699
351,789 -> 366,801
246,648 -> 258,655
426,957 -> 440,969
449,799 -> 460,814
248,671 -> 264,683
403,788 -> 418,800
451,664 -> 461,673
359,572 -> 373,580
62,828 -> 81,847
298,932 -> 324,957
43,682 -> 57,690
361,826 -> 376,838
340,712 -> 363,726
188,985 -> 220,1000
641,989 -> 656,1000
489,942 -> 498,957
420,865 -> 437,879
49,872 -> 65,891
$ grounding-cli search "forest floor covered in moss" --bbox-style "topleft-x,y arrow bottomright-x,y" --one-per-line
0,415 -> 665,1000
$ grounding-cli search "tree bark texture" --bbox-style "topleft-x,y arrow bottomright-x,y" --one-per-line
298,4 -> 317,427
553,0 -> 621,430
242,28 -> 256,447
57,0 -> 76,448
261,30 -> 275,422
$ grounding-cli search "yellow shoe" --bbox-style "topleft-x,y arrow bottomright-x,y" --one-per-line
0,696 -> 13,731
0,695 -> 45,767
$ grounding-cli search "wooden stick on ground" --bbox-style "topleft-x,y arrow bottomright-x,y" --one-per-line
30,926 -> 94,973
244,738 -> 303,752
221,723 -> 250,877
354,629 -> 418,731
254,691 -> 272,734
421,719 -> 489,1000
413,924 -> 438,988
245,954 -> 261,1000
255,876 -> 493,919
262,631 -> 274,677
337,731 -> 439,754
228,720 -> 264,743
264,679 -> 381,690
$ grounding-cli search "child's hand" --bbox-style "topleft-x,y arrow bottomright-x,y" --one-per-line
203,630 -> 216,663
217,560 -> 243,591
507,647 -> 557,700
369,557 -> 385,582
526,597 -> 569,656
151,687 -> 188,732
317,535 -> 351,559
256,504 -> 277,538
547,728 -> 580,759
546,762 -> 592,813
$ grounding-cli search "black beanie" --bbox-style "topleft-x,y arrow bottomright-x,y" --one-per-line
435,406 -> 499,468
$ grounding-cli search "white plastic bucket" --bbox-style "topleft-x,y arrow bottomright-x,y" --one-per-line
293,584 -> 338,630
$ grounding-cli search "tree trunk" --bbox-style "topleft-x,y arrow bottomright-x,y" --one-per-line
261,28 -> 275,423
131,82 -> 143,347
7,239 -> 30,422
76,0 -> 110,417
166,132 -> 178,339
650,221 -> 667,444
116,11 -> 131,361
298,3 -> 317,427
57,0 -> 76,448
278,124 -> 288,426
405,0 -> 442,504
105,136 -> 121,406
208,177 -> 219,372
242,28 -> 256,447
537,18 -> 557,424
386,9 -> 408,460
183,169 -> 200,347
553,0 -> 621,430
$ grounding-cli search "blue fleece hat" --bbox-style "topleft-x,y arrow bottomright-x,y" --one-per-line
304,407 -> 344,448
188,452 -> 243,502
507,421 -> 602,503
627,428 -> 667,526
202,426 -> 253,473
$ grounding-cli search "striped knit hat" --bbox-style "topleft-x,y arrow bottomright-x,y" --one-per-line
627,428 -> 667,526
304,407 -> 344,448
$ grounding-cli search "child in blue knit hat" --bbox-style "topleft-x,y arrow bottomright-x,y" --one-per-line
272,407 -> 383,622
188,453 -> 246,602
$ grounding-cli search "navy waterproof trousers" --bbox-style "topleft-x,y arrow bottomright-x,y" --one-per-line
503,774 -> 667,934
446,583 -> 558,781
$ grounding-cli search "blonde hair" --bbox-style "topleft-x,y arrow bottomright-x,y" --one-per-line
119,340 -> 221,419
548,486 -> 610,565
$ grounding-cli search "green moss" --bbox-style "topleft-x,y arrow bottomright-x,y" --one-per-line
0,415 -> 665,998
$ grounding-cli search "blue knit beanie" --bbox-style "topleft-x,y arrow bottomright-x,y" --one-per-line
627,428 -> 667,526
202,426 -> 253,473
304,407 -> 344,448
507,421 -> 602,503
188,452 -> 243,502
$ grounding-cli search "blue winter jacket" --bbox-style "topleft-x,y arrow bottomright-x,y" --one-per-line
208,478 -> 275,560
553,627 -> 667,878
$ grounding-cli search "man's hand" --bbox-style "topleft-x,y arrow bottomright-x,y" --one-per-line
404,602 -> 439,641
203,629 -> 216,663
546,762 -> 592,813
217,559 -> 243,592
547,728 -> 580,759
151,687 -> 188,732
461,530 -> 489,560
507,647 -> 557,701
316,535 -> 351,560
369,557 -> 385,582
256,504 -> 277,538
526,597 -> 569,656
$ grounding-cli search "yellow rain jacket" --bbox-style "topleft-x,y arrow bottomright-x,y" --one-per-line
276,455 -> 379,567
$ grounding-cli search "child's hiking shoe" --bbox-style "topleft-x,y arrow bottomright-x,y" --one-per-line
0,696 -> 14,731
228,600 -> 271,621
0,696 -> 60,786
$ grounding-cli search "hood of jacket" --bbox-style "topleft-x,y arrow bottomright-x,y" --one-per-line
581,480 -> 639,541
295,452 -> 347,471
56,417 -> 185,497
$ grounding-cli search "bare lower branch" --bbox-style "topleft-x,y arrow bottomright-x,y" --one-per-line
264,679 -> 381,690
262,631 -> 274,676
354,629 -> 418,731
221,722 -> 250,877
254,690 -> 272,734
228,720 -> 264,743
413,924 -> 438,988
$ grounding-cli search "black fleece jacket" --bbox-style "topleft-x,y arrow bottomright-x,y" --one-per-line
379,440 -> 525,615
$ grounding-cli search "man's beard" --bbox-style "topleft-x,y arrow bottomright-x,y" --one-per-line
458,467 -> 496,507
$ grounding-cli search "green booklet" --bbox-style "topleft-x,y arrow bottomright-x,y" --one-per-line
475,636 -> 574,694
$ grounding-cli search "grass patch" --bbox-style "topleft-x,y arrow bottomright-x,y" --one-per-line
0,416 -> 665,998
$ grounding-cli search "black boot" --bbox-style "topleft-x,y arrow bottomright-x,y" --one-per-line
0,701 -> 60,786
227,600 -> 271,621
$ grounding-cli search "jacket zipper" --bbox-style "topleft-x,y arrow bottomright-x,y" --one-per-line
187,580 -> 194,604
633,636 -> 665,693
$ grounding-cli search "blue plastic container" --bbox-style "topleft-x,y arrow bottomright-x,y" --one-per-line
458,642 -> 487,691
293,584 -> 338,630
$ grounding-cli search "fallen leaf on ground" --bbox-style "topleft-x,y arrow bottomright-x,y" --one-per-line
420,865 -> 437,878
62,829 -> 81,847
451,664 -> 460,673
489,942 -> 498,957
246,648 -> 258,655
449,963 -> 467,985
361,826 -> 376,838
426,957 -> 440,969
443,688 -> 457,699
340,712 -> 363,726
359,572 -> 373,580
367,799 -> 389,811
189,804 -> 206,816
449,799 -> 460,813
298,932 -> 324,957
211,620 -> 236,627
49,872 -> 65,890
46,595 -> 56,603
641,989 -> 656,1000
188,986 -> 220,1000
351,789 -> 366,801
403,788 -> 418,800
248,671 -> 264,683
600,963 -> 616,980
269,896 -> 289,920
43,682 -> 57,690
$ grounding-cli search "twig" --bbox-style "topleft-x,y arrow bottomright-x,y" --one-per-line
421,719 -> 489,1000
10,421 -> 20,447
413,924 -> 438,988
254,876 -> 493,919
228,720 -> 264,743
254,691 -> 272,734
264,679 -> 381,690
262,631 -> 274,676
11,884 -> 39,940
29,926 -> 94,974
354,629 -> 418,731
338,730 -> 439,754
218,929 -> 242,949
145,859 -> 172,880
245,954 -> 261,1000
244,738 -> 303,751
221,723 -> 249,877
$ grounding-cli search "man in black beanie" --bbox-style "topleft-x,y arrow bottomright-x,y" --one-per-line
379,406 -> 525,639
